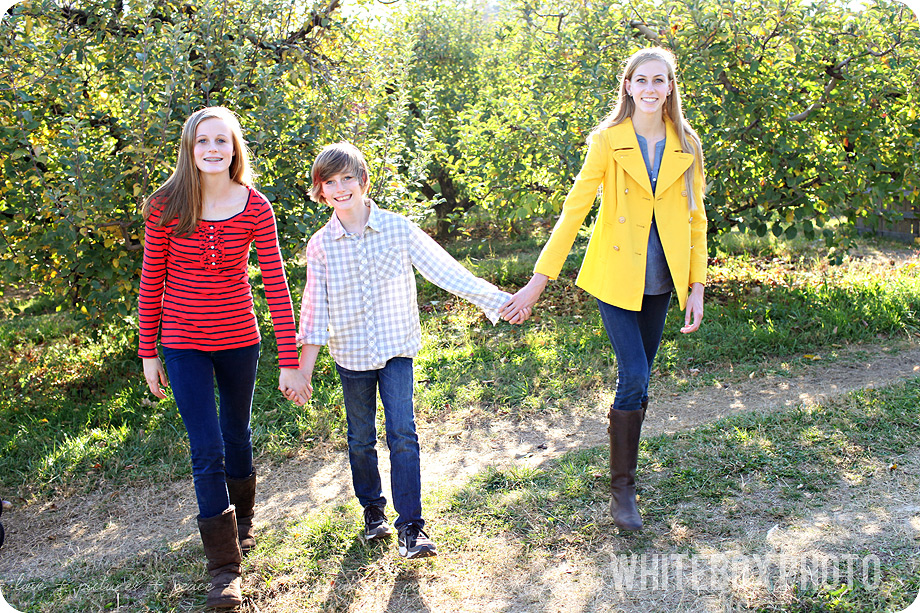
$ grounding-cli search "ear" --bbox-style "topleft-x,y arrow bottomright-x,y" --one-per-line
624,78 -> 632,95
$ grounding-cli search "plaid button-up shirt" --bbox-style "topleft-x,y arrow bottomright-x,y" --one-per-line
297,203 -> 511,371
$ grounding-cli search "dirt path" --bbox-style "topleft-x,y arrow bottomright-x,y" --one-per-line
1,341 -> 918,583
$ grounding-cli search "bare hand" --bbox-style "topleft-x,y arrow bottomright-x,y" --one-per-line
142,357 -> 169,399
500,273 -> 549,324
279,367 -> 313,406
680,283 -> 705,334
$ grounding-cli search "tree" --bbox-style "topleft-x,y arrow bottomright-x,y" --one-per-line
0,0 -> 346,322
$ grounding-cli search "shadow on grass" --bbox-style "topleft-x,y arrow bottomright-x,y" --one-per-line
439,379 -> 920,612
316,536 -> 393,612
383,567 -> 433,613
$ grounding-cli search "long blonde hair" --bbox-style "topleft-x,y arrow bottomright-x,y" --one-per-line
143,106 -> 255,235
594,47 -> 705,210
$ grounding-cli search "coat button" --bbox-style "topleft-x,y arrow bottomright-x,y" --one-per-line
613,245 -> 620,251
681,191 -> 688,197
624,188 -> 629,194
619,217 -> 626,223
689,217 -> 693,222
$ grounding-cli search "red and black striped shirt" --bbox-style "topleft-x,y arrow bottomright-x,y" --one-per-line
138,187 -> 299,368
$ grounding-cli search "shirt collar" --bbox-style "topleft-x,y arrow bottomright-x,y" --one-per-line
329,199 -> 382,240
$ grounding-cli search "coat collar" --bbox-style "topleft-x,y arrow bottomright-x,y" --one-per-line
604,117 -> 694,195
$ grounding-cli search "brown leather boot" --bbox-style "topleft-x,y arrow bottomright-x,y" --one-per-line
226,471 -> 256,556
608,407 -> 645,531
197,507 -> 243,609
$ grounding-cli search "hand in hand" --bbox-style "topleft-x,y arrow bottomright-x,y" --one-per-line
279,368 -> 313,406
499,273 -> 548,324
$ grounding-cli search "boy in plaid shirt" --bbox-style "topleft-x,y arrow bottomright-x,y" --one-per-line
295,142 -> 520,558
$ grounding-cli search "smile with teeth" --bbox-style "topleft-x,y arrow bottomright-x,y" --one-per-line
204,157 -> 223,161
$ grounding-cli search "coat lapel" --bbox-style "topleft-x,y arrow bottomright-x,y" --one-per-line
607,121 -> 653,196
656,121 -> 694,194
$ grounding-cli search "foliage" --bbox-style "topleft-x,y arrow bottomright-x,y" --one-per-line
1,0 -> 918,327
0,0 -> 351,325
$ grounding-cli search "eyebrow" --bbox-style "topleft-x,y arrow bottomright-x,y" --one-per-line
633,73 -> 668,79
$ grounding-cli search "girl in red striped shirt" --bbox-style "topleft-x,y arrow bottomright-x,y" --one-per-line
138,106 -> 309,608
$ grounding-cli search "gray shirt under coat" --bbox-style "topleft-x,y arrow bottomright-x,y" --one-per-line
636,133 -> 675,296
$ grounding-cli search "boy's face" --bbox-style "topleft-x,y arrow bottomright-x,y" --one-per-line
320,171 -> 367,214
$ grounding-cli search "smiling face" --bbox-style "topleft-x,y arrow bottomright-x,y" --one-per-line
320,171 -> 367,214
625,59 -> 673,119
193,117 -> 236,176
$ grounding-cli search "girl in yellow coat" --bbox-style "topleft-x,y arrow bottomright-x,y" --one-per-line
501,47 -> 707,531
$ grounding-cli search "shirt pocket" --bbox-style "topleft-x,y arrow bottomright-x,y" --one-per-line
375,246 -> 407,281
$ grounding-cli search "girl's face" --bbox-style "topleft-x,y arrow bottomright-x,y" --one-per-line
625,60 -> 673,119
193,117 -> 236,176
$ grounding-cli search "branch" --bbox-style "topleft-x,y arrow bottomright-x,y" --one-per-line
96,221 -> 142,251
787,76 -> 840,122
718,70 -> 741,94
629,20 -> 660,43
787,41 -> 901,122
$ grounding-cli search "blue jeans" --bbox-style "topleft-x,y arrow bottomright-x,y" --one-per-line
162,342 -> 260,519
335,357 -> 423,530
597,293 -> 671,412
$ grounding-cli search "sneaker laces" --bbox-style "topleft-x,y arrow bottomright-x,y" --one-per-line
364,505 -> 386,525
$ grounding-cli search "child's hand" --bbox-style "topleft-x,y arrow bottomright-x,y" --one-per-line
142,357 -> 169,399
279,368 -> 313,406
500,273 -> 548,324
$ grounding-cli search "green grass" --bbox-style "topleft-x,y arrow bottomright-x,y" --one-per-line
1,235 -> 918,498
6,377 -> 918,611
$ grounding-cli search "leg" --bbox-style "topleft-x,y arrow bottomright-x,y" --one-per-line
597,299 -> 651,413
163,347 -> 242,607
162,346 -> 229,519
596,296 -> 669,531
636,292 -> 672,409
213,343 -> 260,555
212,342 -> 260,481
336,364 -> 387,511
377,357 -> 422,531
378,358 -> 436,559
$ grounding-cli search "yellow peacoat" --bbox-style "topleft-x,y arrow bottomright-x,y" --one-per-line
534,117 -> 708,311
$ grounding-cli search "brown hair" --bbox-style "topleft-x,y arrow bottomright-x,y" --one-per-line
309,142 -> 370,204
594,47 -> 705,210
142,106 -> 255,235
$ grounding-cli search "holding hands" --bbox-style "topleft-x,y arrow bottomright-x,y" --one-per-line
500,273 -> 548,325
279,368 -> 313,406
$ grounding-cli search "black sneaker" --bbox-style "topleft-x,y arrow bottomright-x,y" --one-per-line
363,505 -> 393,541
397,523 -> 437,559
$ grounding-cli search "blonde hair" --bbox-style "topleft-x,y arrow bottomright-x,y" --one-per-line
309,142 -> 370,204
595,47 -> 705,210
143,106 -> 255,235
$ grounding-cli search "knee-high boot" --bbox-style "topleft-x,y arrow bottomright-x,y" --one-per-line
197,507 -> 243,609
226,471 -> 257,556
608,407 -> 645,531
